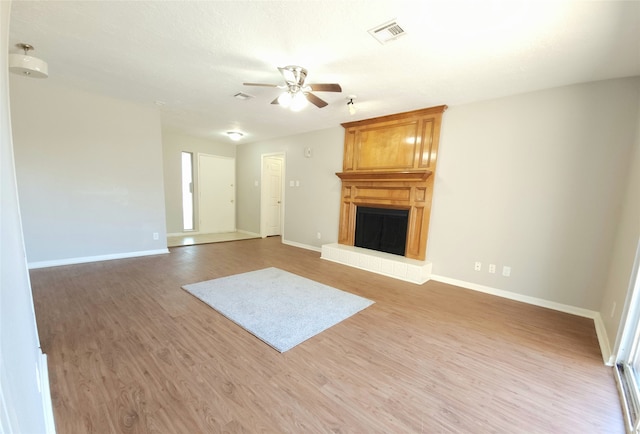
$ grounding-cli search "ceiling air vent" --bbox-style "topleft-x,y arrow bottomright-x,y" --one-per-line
368,20 -> 406,44
234,92 -> 253,100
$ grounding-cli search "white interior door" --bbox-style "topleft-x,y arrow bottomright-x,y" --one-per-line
262,155 -> 283,237
198,154 -> 235,233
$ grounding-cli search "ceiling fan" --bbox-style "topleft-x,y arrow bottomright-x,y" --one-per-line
243,65 -> 342,111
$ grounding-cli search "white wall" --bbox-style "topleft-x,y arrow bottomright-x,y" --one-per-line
162,131 -> 236,234
236,127 -> 343,248
600,92 -> 640,354
0,1 -> 53,432
10,77 -> 168,265
428,77 -> 640,311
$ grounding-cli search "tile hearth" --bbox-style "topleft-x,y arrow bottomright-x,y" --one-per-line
320,243 -> 432,284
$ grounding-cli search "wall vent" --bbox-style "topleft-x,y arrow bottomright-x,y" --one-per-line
368,20 -> 406,44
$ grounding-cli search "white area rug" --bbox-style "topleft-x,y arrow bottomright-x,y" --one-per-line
182,267 -> 374,352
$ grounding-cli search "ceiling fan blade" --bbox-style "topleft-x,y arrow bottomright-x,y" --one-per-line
309,83 -> 342,92
243,82 -> 279,87
305,92 -> 328,108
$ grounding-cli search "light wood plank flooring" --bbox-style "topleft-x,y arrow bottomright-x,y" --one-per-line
167,231 -> 259,247
30,237 -> 624,433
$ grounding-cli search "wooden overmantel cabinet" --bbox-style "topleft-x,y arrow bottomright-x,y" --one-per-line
336,105 -> 447,261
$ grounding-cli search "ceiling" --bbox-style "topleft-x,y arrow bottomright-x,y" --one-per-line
8,1 -> 640,144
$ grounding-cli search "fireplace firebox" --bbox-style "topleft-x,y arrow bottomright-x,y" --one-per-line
354,207 -> 409,256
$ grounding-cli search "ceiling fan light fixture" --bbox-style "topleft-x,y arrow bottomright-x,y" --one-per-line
244,65 -> 341,110
277,91 -> 293,108
290,92 -> 308,112
226,131 -> 243,141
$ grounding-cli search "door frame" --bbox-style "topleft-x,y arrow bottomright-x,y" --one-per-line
260,152 -> 285,239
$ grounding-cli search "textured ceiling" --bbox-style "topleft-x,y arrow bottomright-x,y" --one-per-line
8,1 -> 640,144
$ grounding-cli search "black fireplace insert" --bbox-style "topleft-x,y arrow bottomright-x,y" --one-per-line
354,206 -> 409,256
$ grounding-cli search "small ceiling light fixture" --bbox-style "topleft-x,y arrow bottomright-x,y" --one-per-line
347,95 -> 357,115
226,131 -> 244,141
9,43 -> 48,78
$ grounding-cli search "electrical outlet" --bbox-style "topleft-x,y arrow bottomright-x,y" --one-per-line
317,232 -> 321,240
153,232 -> 159,240
489,264 -> 496,274
474,262 -> 482,271
502,266 -> 511,277
289,180 -> 294,187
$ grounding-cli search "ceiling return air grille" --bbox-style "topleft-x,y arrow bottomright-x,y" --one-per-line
368,20 -> 406,44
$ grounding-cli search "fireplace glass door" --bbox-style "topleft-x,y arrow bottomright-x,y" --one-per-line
354,207 -> 409,256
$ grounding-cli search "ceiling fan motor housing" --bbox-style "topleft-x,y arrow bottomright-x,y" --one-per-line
279,65 -> 308,87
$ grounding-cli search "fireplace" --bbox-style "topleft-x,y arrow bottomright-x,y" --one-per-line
321,105 -> 446,284
355,207 -> 409,256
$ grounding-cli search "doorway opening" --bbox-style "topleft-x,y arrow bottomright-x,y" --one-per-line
181,151 -> 194,231
260,153 -> 285,239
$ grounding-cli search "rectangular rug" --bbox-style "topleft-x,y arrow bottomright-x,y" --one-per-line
182,267 -> 374,352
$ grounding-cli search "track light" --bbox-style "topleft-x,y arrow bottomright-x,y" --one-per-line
347,95 -> 357,115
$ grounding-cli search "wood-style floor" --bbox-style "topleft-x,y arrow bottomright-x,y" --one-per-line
166,231 -> 259,247
30,237 -> 624,433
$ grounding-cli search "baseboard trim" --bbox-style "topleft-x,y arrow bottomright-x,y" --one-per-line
430,274 -> 611,365
28,248 -> 170,269
594,313 -> 614,366
281,239 -> 322,253
237,230 -> 260,237
38,353 -> 56,433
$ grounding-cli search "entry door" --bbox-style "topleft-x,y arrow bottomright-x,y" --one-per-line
264,156 -> 283,236
198,154 -> 235,233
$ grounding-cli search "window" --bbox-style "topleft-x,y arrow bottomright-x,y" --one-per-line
181,152 -> 194,231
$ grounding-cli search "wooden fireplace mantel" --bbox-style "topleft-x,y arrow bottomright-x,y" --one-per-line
335,169 -> 432,182
336,105 -> 446,261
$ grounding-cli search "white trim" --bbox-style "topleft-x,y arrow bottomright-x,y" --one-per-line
237,230 -> 260,237
429,274 -> 613,364
282,239 -> 321,253
167,231 -> 199,237
28,248 -> 170,269
430,274 -> 598,318
594,313 -> 614,366
38,353 -> 56,433
321,243 -> 432,284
